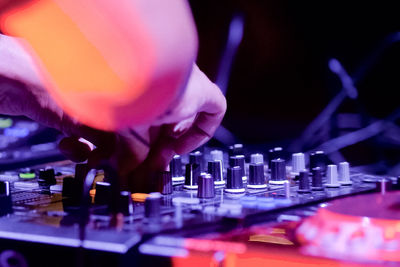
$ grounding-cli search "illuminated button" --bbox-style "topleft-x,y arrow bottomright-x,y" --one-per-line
19,171 -> 36,180
131,193 -> 150,202
89,189 -> 96,197
0,118 -> 13,129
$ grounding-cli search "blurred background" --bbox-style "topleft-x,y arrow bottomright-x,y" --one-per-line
189,0 -> 400,173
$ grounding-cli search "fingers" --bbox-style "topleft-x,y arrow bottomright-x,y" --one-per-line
58,137 -> 92,162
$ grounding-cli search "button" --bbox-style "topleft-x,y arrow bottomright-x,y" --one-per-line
131,193 -> 150,203
18,169 -> 35,180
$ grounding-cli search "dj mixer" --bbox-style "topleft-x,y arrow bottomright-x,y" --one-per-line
0,117 -> 399,267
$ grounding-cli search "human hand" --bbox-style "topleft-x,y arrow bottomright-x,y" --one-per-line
0,35 -> 226,192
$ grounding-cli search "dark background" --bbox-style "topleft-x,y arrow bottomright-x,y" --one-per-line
189,1 -> 400,169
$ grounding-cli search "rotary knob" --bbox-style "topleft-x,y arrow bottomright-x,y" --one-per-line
189,151 -> 204,171
144,192 -> 162,221
310,151 -> 327,172
338,162 -> 352,185
229,155 -> 247,183
325,164 -> 340,187
248,163 -> 267,189
269,159 -> 286,185
250,153 -> 264,164
197,173 -> 215,198
268,147 -> 283,169
170,155 -> 184,184
298,170 -> 311,193
0,181 -> 12,216
291,152 -> 305,175
184,163 -> 200,190
38,168 -> 56,186
208,160 -> 225,186
311,167 -> 324,191
157,171 -> 173,195
225,166 -> 245,193
94,181 -> 111,205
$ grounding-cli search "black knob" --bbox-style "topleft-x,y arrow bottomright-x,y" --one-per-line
189,151 -> 204,170
225,166 -> 245,193
208,160 -> 225,186
298,170 -> 311,193
170,155 -> 184,183
228,144 -> 244,157
311,167 -> 324,190
94,182 -> 111,205
197,173 -> 215,198
119,191 -> 134,216
248,163 -> 267,189
157,171 -> 173,195
184,163 -> 200,190
268,147 -> 283,169
38,168 -> 56,186
310,151 -> 327,172
0,181 -> 10,195
0,181 -> 12,216
229,155 -> 246,183
74,164 -> 88,192
62,176 -> 76,198
270,159 -> 286,184
62,176 -> 82,207
145,192 -> 162,220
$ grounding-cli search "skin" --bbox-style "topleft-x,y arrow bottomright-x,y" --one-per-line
0,33 -> 227,192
